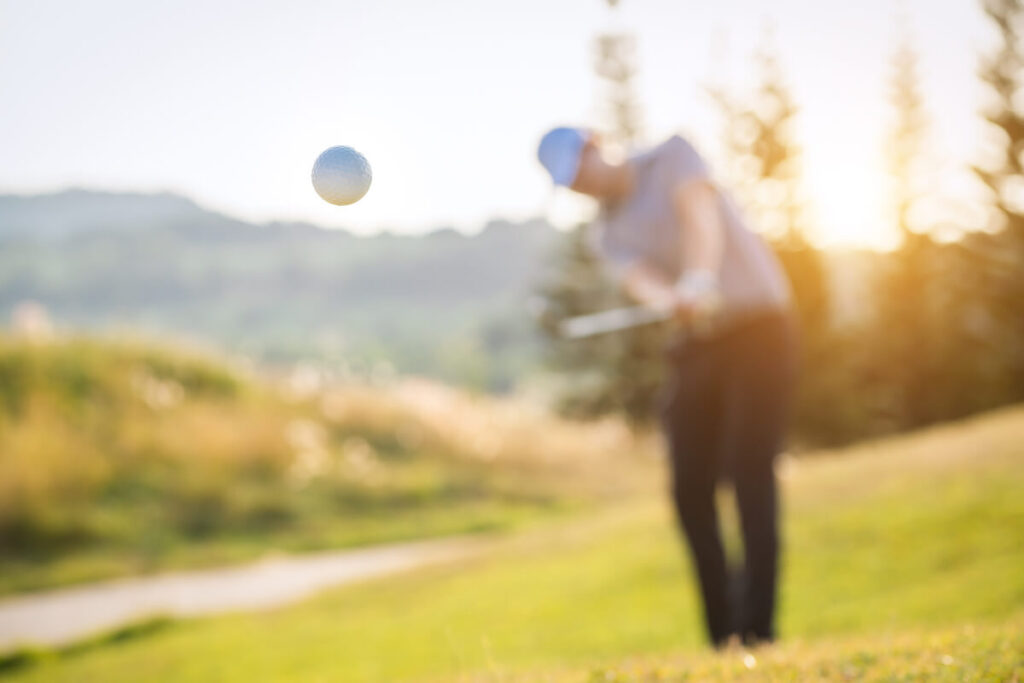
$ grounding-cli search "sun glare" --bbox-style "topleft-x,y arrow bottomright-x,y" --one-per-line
803,146 -> 897,252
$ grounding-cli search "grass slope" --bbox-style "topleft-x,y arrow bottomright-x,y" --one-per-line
2,405 -> 1022,681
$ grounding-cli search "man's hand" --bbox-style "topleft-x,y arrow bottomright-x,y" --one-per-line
620,262 -> 721,333
672,269 -> 722,333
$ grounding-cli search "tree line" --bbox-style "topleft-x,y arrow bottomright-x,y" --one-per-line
538,0 -> 1024,447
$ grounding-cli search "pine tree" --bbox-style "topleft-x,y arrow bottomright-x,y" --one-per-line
972,0 -> 1024,401
868,33 -> 945,429
535,0 -> 669,426
593,32 -> 644,152
708,41 -> 839,444
535,225 -> 632,419
750,47 -> 830,343
592,24 -> 675,424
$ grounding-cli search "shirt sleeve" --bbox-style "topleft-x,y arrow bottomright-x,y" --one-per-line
589,221 -> 639,276
665,136 -> 711,183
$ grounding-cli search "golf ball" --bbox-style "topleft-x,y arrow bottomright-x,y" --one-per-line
311,146 -> 372,205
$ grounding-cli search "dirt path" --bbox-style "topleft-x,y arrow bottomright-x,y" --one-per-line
0,536 -> 480,651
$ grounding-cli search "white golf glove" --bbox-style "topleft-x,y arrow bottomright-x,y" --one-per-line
673,269 -> 722,334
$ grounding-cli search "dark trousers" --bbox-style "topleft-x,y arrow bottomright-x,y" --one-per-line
659,311 -> 798,647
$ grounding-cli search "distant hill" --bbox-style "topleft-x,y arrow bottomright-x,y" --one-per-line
0,190 -> 884,391
0,190 -> 560,390
0,189 -> 214,240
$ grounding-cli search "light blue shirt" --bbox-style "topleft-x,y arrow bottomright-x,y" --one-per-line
593,135 -> 791,313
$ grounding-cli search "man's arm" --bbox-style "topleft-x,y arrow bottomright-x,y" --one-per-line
671,179 -> 725,323
617,179 -> 726,319
619,262 -> 677,312
672,178 -> 724,277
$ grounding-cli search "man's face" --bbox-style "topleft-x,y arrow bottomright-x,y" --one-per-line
569,140 -> 610,197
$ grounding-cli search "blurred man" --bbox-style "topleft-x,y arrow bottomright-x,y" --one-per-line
537,127 -> 798,647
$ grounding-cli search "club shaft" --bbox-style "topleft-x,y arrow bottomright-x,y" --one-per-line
559,306 -> 670,339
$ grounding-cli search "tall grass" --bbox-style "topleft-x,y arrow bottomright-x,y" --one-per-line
0,335 -> 654,594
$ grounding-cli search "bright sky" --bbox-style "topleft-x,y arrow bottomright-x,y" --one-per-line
0,0 -> 991,248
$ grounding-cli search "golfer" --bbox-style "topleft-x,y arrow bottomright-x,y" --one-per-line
538,127 -> 798,647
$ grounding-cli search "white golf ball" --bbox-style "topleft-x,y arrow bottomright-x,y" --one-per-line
311,146 -> 372,205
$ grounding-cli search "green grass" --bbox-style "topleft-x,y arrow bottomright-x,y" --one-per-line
0,618 -> 176,677
3,406 -> 1022,682
0,497 -> 577,596
576,616 -> 1024,682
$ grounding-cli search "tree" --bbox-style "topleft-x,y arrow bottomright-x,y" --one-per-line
593,32 -> 644,152
971,0 -> 1024,402
535,225 -> 632,419
536,0 -> 669,425
867,32 -> 947,429
708,41 -> 841,444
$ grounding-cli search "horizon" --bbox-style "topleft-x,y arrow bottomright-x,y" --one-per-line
0,186 -> 906,252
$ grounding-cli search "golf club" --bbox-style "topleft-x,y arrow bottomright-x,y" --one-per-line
558,305 -> 671,339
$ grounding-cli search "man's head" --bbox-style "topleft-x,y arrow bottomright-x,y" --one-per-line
537,127 -> 621,198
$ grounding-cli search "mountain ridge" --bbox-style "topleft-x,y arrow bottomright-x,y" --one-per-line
0,189 -> 560,390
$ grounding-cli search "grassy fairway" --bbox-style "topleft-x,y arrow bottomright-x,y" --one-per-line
3,407 -> 1023,682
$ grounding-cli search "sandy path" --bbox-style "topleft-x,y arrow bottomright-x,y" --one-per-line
0,536 -> 479,651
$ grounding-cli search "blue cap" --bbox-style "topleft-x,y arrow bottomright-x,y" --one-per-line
537,127 -> 590,186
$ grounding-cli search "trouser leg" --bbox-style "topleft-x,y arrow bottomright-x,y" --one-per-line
661,347 -> 732,646
672,462 -> 732,645
733,454 -> 779,642
721,315 -> 796,644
